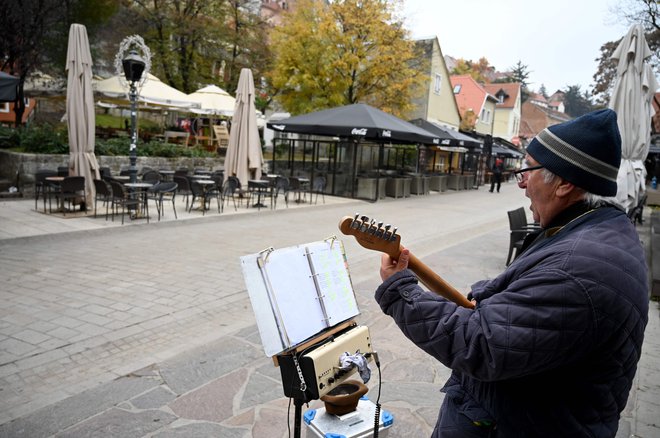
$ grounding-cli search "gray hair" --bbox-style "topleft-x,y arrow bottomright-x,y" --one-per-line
541,168 -> 605,207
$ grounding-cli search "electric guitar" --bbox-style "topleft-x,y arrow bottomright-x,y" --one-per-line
338,214 -> 475,309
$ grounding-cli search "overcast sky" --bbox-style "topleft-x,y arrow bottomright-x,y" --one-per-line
401,0 -> 630,94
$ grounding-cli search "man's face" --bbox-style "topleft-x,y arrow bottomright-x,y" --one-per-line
518,154 -> 556,227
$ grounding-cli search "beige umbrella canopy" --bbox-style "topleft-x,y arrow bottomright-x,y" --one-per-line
94,73 -> 199,109
609,23 -> 660,211
188,85 -> 235,116
66,23 -> 100,210
224,68 -> 263,184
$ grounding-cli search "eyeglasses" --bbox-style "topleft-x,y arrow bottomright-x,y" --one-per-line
513,165 -> 544,183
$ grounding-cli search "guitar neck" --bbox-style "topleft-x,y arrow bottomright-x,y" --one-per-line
392,247 -> 474,309
337,215 -> 474,309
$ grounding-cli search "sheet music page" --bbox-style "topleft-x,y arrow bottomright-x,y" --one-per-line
306,240 -> 359,326
261,246 -> 327,346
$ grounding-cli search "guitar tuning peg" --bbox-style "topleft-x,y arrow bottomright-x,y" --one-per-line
376,222 -> 384,238
391,227 -> 398,241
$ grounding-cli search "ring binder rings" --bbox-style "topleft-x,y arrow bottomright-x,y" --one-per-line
241,239 -> 359,356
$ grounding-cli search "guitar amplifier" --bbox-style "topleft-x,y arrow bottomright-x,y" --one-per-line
278,325 -> 373,400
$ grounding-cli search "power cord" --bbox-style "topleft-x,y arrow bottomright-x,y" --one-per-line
368,352 -> 382,438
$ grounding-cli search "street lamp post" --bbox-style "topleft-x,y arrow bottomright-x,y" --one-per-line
122,50 -> 146,184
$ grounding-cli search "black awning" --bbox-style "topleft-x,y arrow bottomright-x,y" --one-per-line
267,103 -> 441,145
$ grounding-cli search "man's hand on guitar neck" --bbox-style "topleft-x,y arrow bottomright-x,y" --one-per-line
380,248 -> 410,281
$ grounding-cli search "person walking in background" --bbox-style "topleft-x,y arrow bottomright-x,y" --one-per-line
374,109 -> 648,437
489,157 -> 504,192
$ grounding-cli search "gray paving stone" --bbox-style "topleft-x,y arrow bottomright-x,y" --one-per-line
0,376 -> 160,437
54,407 -> 176,438
159,337 -> 261,395
152,421 -> 249,438
130,386 -> 177,410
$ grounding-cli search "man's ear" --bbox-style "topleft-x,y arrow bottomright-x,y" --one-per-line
555,179 -> 578,198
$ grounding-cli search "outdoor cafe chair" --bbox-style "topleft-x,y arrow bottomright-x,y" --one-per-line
57,166 -> 69,177
506,207 -> 542,266
34,169 -> 57,212
222,177 -> 241,211
142,170 -> 161,184
188,180 -> 213,215
227,176 -> 249,208
312,175 -> 326,204
147,181 -> 178,221
288,177 -> 305,203
174,168 -> 189,177
93,179 -> 112,220
272,176 -> 291,209
99,167 -> 113,181
109,180 -> 148,225
173,175 -> 192,210
53,176 -> 86,216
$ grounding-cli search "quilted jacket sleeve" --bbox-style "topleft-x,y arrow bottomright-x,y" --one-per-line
375,266 -> 595,382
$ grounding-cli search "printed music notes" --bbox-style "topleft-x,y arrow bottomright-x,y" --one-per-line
241,239 -> 359,356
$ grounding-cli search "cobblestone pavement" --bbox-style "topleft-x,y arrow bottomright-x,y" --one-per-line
0,183 -> 657,437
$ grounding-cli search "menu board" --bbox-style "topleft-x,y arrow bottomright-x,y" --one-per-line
241,239 -> 359,356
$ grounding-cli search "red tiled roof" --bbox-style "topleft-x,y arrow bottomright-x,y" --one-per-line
483,82 -> 520,109
450,75 -> 496,119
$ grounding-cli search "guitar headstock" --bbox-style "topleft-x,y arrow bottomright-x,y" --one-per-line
338,214 -> 401,258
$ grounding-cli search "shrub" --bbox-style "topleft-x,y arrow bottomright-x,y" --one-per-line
16,123 -> 69,154
2,123 -> 215,158
95,138 -> 215,158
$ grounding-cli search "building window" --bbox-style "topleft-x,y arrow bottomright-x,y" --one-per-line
0,103 -> 9,113
434,74 -> 442,95
480,109 -> 492,124
453,84 -> 461,94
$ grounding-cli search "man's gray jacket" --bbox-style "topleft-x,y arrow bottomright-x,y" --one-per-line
376,206 -> 648,437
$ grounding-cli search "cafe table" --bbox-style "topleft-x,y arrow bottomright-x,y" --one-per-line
191,179 -> 216,214
248,179 -> 272,210
44,176 -> 65,213
124,182 -> 153,220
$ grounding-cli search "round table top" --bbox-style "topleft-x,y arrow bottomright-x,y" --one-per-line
124,182 -> 153,188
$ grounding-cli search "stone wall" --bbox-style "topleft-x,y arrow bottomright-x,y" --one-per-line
0,150 -> 223,196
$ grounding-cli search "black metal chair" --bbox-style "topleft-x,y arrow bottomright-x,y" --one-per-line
173,175 -> 192,210
222,177 -> 241,211
273,176 -> 291,209
92,179 -> 112,220
312,175 -> 326,204
99,167 -> 113,181
53,176 -> 86,216
142,170 -> 161,184
506,207 -> 542,266
148,181 -> 178,221
34,169 -> 57,212
627,194 -> 647,225
57,166 -> 69,177
109,180 -> 147,224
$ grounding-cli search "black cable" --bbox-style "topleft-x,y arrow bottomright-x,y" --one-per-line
372,352 -> 382,438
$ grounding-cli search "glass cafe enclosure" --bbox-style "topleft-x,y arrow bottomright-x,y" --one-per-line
268,135 -> 484,202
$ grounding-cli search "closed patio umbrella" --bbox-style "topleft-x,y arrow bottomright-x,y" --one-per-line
66,23 -> 100,210
224,68 -> 263,184
609,23 -> 660,211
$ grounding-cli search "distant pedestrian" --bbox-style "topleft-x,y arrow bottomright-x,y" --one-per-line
489,158 -> 503,192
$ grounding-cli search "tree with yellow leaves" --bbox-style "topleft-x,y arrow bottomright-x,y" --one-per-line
268,0 -> 426,118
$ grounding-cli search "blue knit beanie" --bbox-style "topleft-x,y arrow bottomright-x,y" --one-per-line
526,109 -> 621,196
